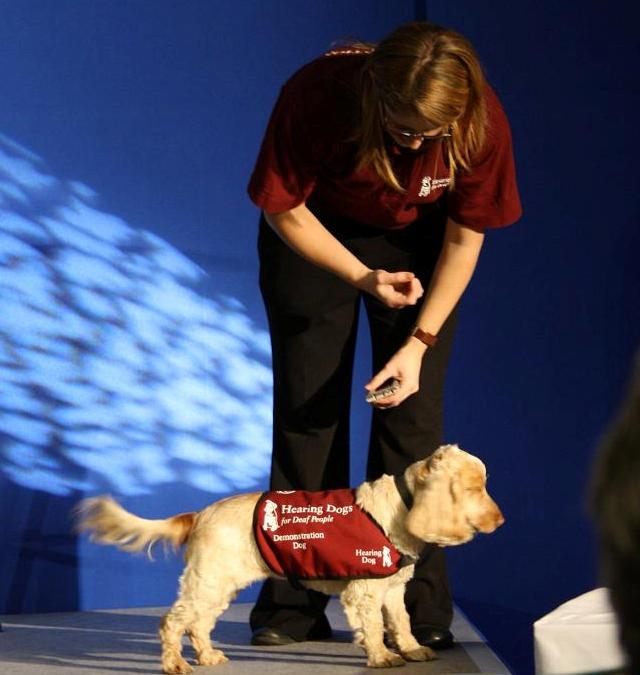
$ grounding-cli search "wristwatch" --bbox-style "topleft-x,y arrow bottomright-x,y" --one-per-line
409,326 -> 438,347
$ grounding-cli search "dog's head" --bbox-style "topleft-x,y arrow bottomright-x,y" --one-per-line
404,445 -> 505,546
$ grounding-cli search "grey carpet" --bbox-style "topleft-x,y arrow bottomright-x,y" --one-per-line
0,601 -> 511,674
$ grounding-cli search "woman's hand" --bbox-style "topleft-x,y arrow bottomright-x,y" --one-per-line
264,207 -> 424,309
359,269 -> 424,308
364,338 -> 427,408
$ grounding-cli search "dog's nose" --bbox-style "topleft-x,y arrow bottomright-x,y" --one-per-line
491,502 -> 505,528
480,504 -> 505,533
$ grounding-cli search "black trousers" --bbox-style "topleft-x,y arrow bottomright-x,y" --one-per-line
251,204 -> 457,638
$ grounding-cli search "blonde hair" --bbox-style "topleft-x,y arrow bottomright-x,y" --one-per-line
353,22 -> 488,192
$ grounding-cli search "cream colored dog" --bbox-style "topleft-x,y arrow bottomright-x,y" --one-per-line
76,444 -> 504,672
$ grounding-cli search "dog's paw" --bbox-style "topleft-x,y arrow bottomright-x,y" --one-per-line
367,649 -> 406,668
197,649 -> 228,666
401,645 -> 437,662
162,655 -> 193,674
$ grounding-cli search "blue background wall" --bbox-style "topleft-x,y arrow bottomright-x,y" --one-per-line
0,2 -> 638,674
428,3 -> 639,673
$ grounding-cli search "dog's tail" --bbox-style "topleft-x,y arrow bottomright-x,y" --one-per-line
75,496 -> 196,558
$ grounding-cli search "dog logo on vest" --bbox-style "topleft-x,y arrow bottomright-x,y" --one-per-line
262,499 -> 280,532
382,546 -> 392,567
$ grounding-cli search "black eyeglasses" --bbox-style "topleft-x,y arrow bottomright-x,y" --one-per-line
380,103 -> 452,142
385,123 -> 452,142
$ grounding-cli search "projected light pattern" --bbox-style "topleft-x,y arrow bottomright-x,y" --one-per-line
0,134 -> 272,496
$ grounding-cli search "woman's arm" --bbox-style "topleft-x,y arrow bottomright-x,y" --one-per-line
413,217 -> 485,338
365,217 -> 485,405
264,203 -> 424,308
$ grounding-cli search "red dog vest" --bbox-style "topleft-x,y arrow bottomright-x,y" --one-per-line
253,488 -> 411,581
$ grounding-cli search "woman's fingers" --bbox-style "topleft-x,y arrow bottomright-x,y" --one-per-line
373,271 -> 424,307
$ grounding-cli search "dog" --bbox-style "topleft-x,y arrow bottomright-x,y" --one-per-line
76,444 -> 504,672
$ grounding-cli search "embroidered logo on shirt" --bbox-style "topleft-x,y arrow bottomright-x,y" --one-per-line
418,176 -> 450,197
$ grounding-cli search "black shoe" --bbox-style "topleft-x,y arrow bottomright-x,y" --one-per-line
251,628 -> 297,646
251,623 -> 333,646
412,625 -> 455,650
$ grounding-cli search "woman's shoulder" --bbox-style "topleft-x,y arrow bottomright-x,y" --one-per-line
275,49 -> 365,136
282,48 -> 367,97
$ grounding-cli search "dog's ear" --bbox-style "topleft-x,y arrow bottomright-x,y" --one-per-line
413,445 -> 453,484
427,447 -> 445,468
405,466 -> 471,546
414,460 -> 430,485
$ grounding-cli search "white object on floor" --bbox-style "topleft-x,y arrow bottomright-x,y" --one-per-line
534,587 -> 626,674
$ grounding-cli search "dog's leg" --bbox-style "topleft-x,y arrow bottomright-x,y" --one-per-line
164,567 -> 241,670
159,603 -> 193,674
382,584 -> 436,663
340,582 -> 405,668
185,583 -> 238,668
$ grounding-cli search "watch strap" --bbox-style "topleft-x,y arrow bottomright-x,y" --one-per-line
410,326 -> 438,347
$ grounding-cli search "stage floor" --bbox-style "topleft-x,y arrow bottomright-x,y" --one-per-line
0,600 -> 512,674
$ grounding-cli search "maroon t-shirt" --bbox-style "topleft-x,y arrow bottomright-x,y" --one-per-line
248,50 -> 522,232
254,489 -> 410,580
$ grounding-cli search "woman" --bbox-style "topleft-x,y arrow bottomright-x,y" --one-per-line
247,21 -> 521,648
